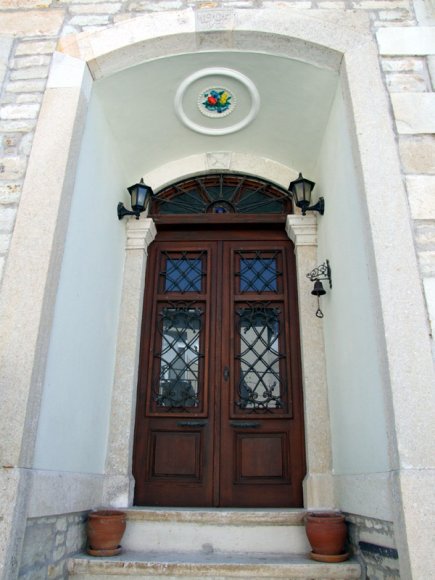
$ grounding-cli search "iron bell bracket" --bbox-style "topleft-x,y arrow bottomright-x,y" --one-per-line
306,260 -> 332,288
306,260 -> 332,319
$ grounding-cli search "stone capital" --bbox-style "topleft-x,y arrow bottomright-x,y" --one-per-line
285,215 -> 318,247
126,217 -> 157,251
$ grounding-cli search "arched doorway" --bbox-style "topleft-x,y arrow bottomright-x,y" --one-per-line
1,9 -> 430,578
133,175 -> 306,507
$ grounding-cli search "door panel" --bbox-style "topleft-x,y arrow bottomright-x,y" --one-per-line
133,229 -> 305,507
134,241 -> 216,506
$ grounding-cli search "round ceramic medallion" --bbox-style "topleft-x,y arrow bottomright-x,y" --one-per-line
198,87 -> 236,118
174,67 -> 260,136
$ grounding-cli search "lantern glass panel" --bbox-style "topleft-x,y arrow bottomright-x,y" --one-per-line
129,185 -> 138,210
134,185 -> 147,211
296,181 -> 308,204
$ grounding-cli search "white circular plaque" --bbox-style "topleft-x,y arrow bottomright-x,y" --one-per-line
174,67 -> 260,136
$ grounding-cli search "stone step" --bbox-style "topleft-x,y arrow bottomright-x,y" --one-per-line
68,550 -> 362,579
122,508 -> 310,555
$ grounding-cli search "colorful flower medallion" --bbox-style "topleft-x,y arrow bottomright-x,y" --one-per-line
198,87 -> 235,118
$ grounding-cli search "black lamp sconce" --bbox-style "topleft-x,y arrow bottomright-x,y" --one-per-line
306,260 -> 332,318
118,178 -> 154,220
288,173 -> 324,215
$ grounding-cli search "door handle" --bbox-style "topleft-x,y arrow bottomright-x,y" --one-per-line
177,420 -> 208,427
230,421 -> 261,428
223,366 -> 229,381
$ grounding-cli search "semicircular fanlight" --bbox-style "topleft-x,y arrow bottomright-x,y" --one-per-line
150,174 -> 292,215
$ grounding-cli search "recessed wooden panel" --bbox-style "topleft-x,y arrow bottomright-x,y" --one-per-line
152,432 -> 200,479
237,434 -> 286,479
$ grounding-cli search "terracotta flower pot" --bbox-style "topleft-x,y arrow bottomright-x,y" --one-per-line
86,510 -> 126,556
305,512 -> 348,561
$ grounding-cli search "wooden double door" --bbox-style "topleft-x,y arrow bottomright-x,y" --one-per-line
133,227 -> 305,507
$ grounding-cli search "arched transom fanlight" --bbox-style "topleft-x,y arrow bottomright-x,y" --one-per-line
151,174 -> 293,215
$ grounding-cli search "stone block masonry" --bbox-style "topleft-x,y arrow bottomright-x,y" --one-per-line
346,514 -> 400,580
18,512 -> 87,580
0,32 -> 53,286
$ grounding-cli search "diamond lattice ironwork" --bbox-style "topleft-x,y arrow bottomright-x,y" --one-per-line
152,303 -> 204,411
161,251 -> 206,293
235,303 -> 285,413
236,250 -> 282,293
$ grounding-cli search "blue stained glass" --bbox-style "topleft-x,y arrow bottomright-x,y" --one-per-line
165,258 -> 203,293
240,259 -> 277,292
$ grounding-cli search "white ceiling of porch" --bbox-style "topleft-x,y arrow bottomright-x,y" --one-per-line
95,51 -> 338,182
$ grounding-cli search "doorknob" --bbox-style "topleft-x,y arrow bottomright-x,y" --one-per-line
223,366 -> 230,381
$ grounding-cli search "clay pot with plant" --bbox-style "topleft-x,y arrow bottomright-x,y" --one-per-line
305,511 -> 349,562
86,509 -> 127,556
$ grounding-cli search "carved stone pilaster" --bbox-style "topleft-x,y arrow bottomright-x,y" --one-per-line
286,215 -> 334,509
103,217 -> 157,507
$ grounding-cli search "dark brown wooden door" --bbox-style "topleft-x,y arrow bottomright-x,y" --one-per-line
133,228 -> 305,507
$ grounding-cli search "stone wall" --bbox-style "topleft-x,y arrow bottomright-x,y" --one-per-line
0,0 -> 434,352
18,512 -> 86,579
346,514 -> 400,580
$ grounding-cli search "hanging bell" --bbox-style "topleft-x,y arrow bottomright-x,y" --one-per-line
311,280 -> 326,296
311,280 -> 326,318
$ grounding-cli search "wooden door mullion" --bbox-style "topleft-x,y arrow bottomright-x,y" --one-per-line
212,241 -> 224,506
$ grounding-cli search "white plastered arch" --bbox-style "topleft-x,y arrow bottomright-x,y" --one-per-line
143,153 -> 296,191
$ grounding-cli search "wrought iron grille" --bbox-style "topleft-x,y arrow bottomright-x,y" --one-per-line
160,251 -> 206,294
236,250 -> 282,293
235,303 -> 285,413
152,302 -> 204,412
151,174 -> 292,215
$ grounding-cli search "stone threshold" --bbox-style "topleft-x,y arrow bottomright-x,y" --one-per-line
125,507 -> 307,526
68,550 -> 362,578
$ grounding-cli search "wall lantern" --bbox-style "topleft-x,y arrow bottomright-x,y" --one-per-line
117,178 -> 154,220
288,173 -> 324,215
306,260 -> 332,318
